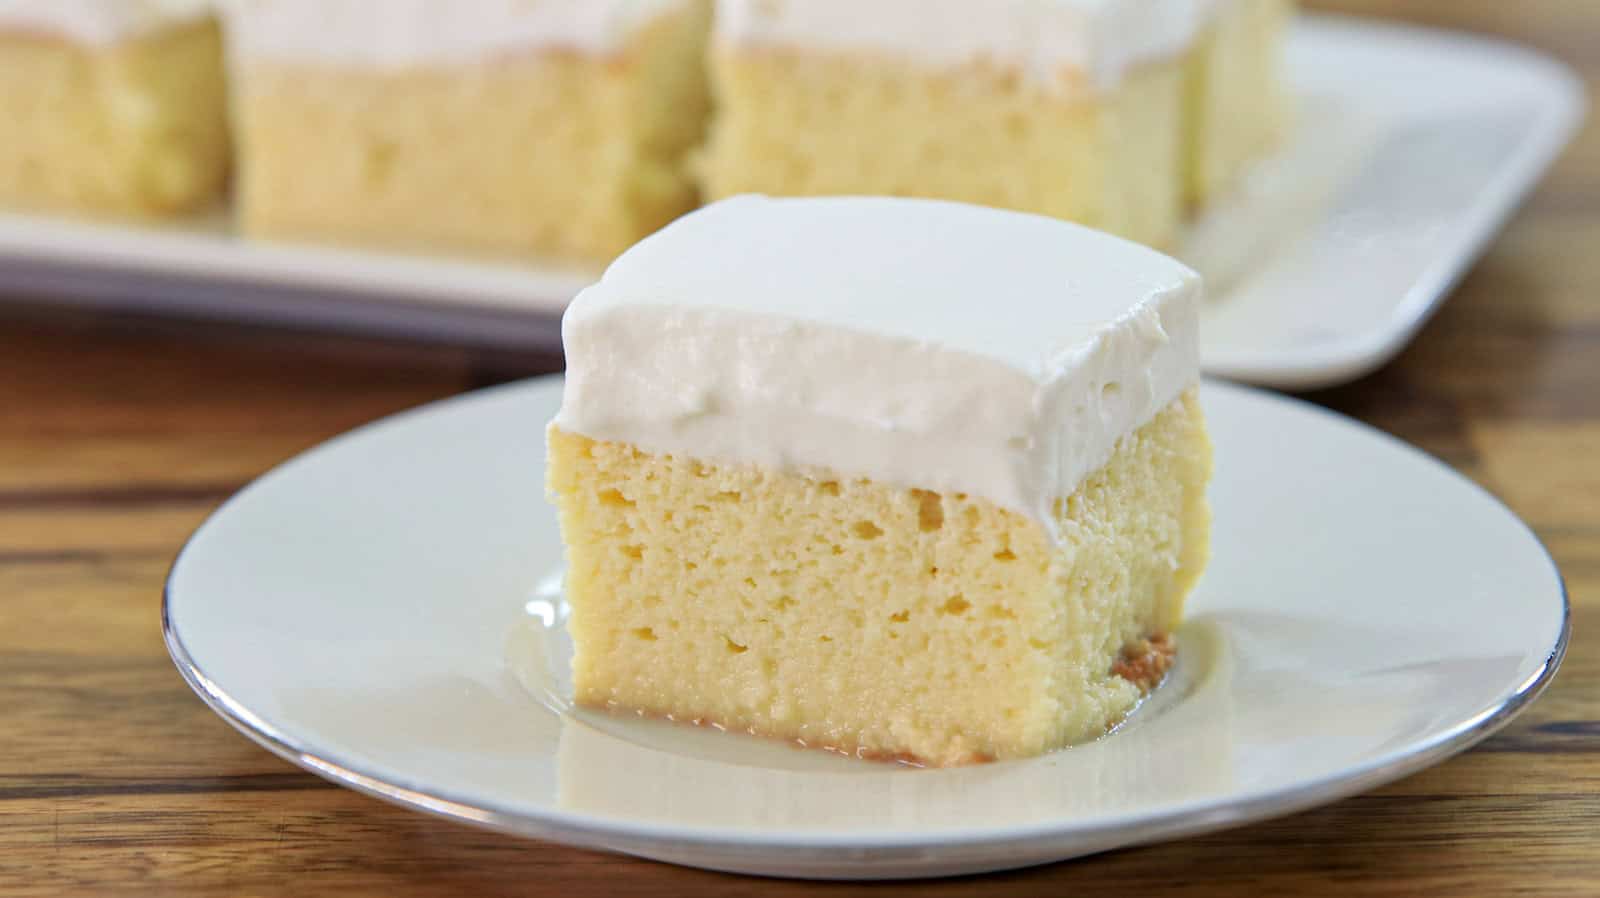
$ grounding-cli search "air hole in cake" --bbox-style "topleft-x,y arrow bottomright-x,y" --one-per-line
785,156 -> 816,183
363,139 -> 397,187
716,490 -> 742,501
818,635 -> 833,643
993,548 -> 1017,562
914,490 -> 944,531
597,488 -> 634,508
818,481 -> 841,496
621,545 -> 643,560
889,610 -> 910,624
723,636 -> 748,654
852,521 -> 883,539
987,605 -> 1017,620
1102,382 -> 1123,400
940,595 -> 972,616
773,595 -> 796,611
632,627 -> 657,641
1029,638 -> 1051,650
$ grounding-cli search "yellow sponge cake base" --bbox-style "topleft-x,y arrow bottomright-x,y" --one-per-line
0,20 -> 228,217
699,50 -> 1187,250
548,390 -> 1212,767
231,3 -> 711,263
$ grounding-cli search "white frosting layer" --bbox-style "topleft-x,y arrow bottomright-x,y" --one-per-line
222,0 -> 692,66
716,0 -> 1222,89
556,196 -> 1202,531
0,0 -> 211,43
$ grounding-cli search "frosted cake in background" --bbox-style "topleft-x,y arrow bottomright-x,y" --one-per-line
222,0 -> 712,263
700,0 -> 1292,249
0,0 -> 229,217
1186,0 -> 1294,207
547,196 -> 1213,766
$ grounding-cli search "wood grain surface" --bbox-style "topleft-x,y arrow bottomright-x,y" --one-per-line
2,1 -> 1596,893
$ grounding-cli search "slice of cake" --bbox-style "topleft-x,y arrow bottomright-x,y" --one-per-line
547,195 -> 1213,767
699,0 -> 1211,249
0,1 -> 228,217
1185,0 -> 1294,207
222,0 -> 712,263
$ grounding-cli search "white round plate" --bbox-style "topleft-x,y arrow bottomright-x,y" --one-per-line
165,377 -> 1568,880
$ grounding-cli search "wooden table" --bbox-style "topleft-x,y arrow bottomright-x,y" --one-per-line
2,2 -> 1596,893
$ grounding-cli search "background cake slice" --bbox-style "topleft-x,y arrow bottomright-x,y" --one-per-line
1185,0 -> 1295,207
223,0 -> 711,263
0,1 -> 228,217
699,0 -> 1215,249
547,196 -> 1213,767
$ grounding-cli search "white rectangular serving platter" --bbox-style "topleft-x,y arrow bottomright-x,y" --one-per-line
0,15 -> 1583,390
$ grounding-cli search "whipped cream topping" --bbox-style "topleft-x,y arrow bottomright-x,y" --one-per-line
222,0 -> 693,67
716,0 -> 1223,89
556,196 -> 1202,531
0,0 -> 211,43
